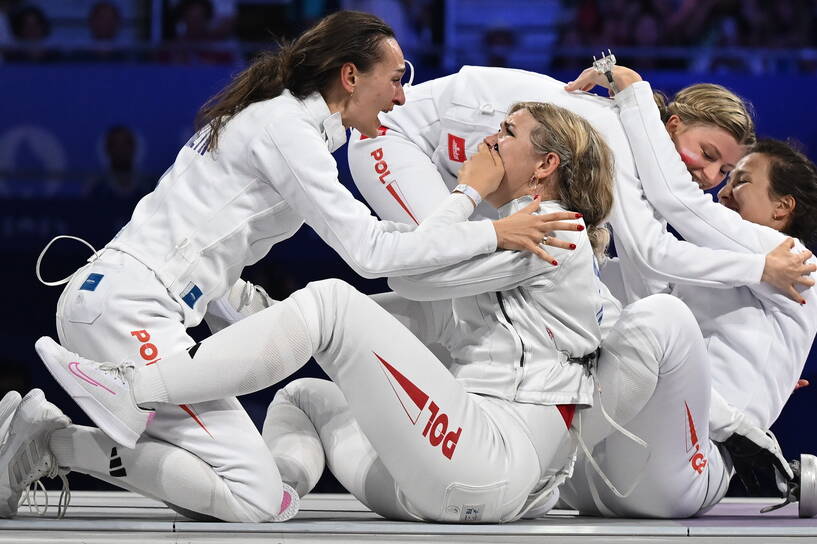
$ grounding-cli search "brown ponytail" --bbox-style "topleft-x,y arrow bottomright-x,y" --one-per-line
196,11 -> 394,151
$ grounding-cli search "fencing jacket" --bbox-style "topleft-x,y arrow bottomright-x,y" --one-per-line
105,89 -> 497,325
356,66 -> 767,306
616,81 -> 817,430
390,195 -> 601,406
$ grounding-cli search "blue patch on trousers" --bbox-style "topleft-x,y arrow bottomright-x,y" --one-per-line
79,273 -> 104,291
181,284 -> 203,309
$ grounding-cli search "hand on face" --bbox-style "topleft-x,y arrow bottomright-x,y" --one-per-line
458,142 -> 505,198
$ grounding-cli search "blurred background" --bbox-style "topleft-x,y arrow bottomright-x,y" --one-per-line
1,0 -> 815,495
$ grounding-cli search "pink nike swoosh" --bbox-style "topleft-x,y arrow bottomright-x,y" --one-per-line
69,361 -> 116,395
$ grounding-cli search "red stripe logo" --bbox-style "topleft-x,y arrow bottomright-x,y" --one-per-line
374,352 -> 462,459
685,402 -> 707,474
448,134 -> 466,162
359,125 -> 389,140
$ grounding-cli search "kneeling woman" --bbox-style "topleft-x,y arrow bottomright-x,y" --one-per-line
39,102 -> 616,522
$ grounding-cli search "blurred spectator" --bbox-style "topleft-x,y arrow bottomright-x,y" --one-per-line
482,26 -> 517,68
6,4 -> 59,62
84,125 -> 153,201
159,0 -> 239,64
69,1 -> 134,61
0,0 -> 22,48
90,1 -> 122,42
555,0 -> 817,73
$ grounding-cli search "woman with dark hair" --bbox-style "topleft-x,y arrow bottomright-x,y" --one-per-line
7,11 -> 565,523
38,102 -> 620,523
342,65 -> 815,517
555,64 -> 817,518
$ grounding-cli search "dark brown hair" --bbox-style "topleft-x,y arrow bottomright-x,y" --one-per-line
750,139 -> 817,249
196,10 -> 394,151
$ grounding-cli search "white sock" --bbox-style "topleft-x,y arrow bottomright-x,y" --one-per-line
132,297 -> 314,405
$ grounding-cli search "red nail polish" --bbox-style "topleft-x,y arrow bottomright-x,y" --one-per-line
569,243 -> 576,250
551,260 -> 558,266
802,300 -> 807,305
575,213 -> 583,218
577,225 -> 584,231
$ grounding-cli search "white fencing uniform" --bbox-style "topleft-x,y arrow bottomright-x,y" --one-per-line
51,88 -> 512,521
614,81 -> 817,433
263,291 -> 725,519
130,193 -> 602,522
343,66 -> 807,517
348,66 -> 768,301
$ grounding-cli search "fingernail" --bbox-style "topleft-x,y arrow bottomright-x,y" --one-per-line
577,225 -> 585,231
534,194 -> 541,200
551,260 -> 558,266
575,213 -> 583,218
802,300 -> 807,305
569,243 -> 576,250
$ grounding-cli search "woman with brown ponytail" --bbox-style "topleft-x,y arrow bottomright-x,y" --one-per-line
37,101 -> 619,523
15,12 -> 574,524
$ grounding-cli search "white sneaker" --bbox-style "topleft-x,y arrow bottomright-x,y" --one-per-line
0,389 -> 70,518
35,336 -> 151,449
270,483 -> 299,522
0,391 -> 23,448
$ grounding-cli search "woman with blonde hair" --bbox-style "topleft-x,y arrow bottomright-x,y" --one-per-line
343,64 -> 814,518
559,62 -> 817,518
1,12 -> 570,524
38,102 -> 626,523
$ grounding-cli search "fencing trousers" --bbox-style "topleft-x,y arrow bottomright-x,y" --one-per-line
133,278 -> 576,522
51,249 -> 284,522
560,294 -> 730,517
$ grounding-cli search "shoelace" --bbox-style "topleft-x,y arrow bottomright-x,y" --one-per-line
18,451 -> 72,519
98,361 -> 136,386
236,281 -> 273,313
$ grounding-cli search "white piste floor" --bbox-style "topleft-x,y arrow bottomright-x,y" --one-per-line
0,491 -> 814,543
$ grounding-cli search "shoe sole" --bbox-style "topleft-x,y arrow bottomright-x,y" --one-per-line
36,338 -> 140,450
0,391 -> 24,445
269,483 -> 299,522
0,389 -> 68,517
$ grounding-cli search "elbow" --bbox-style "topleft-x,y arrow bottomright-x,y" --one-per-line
345,252 -> 387,279
387,278 -> 430,301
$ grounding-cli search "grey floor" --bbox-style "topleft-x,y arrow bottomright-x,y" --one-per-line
0,491 -> 814,543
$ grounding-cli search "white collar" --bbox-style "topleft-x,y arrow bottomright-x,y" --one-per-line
296,90 -> 348,153
496,195 -> 563,218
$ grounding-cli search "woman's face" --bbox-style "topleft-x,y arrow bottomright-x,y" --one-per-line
483,109 -> 543,196
666,116 -> 744,190
717,152 -> 786,229
346,38 -> 407,137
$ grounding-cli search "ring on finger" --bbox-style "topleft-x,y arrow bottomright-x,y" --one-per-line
542,235 -> 550,245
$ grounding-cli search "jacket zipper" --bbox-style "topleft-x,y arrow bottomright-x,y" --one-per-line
496,291 -> 525,367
